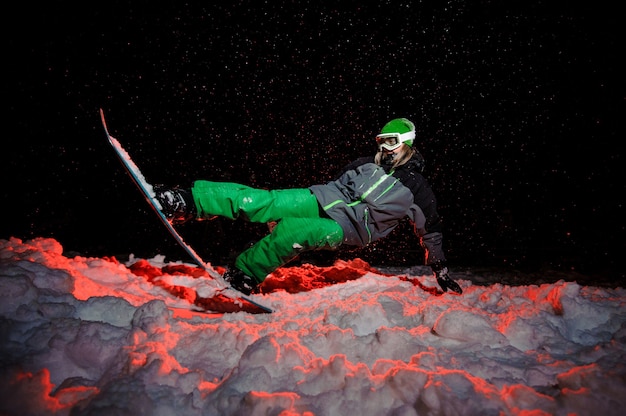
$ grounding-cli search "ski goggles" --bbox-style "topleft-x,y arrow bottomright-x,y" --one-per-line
375,131 -> 415,151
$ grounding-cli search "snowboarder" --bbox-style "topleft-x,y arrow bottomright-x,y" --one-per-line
155,118 -> 462,295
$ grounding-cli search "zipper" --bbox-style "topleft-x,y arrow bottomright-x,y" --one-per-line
364,206 -> 372,243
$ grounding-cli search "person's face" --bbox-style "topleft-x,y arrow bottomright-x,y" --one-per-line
380,145 -> 401,165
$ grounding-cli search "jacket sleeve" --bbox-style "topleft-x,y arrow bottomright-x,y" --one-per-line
419,231 -> 446,266
407,205 -> 445,266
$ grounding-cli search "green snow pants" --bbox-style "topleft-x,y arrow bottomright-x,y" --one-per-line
191,180 -> 344,282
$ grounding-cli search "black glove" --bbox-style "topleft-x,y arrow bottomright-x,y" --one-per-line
431,261 -> 463,294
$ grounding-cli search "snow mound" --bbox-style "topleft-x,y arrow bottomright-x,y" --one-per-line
1,237 -> 625,415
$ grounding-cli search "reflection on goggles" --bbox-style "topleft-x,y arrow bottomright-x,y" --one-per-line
376,133 -> 402,151
376,134 -> 400,145
375,131 -> 415,151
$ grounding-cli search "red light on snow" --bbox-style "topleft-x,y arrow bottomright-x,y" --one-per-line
5,369 -> 99,414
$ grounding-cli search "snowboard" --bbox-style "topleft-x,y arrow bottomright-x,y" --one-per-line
99,109 -> 272,314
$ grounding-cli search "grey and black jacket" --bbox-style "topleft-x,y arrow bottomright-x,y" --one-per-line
309,155 -> 446,265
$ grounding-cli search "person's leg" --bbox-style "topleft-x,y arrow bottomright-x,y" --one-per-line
191,180 -> 319,222
189,181 -> 344,294
234,217 -> 344,282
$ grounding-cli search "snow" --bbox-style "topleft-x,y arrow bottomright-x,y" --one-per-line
1,237 -> 625,415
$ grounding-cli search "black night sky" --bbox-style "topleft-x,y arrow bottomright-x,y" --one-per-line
3,1 -> 624,281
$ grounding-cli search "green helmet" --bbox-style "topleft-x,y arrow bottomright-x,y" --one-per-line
376,118 -> 416,151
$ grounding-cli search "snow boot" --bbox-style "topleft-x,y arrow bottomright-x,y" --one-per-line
223,267 -> 259,295
153,185 -> 196,224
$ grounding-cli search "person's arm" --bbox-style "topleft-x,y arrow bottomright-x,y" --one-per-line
419,232 -> 462,294
404,176 -> 462,294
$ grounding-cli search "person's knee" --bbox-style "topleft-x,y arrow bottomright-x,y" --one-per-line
275,218 -> 343,249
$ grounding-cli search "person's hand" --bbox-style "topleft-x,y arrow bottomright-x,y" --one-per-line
431,262 -> 463,294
